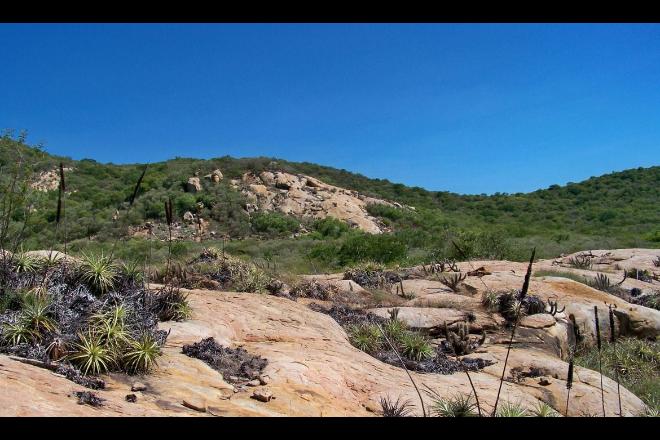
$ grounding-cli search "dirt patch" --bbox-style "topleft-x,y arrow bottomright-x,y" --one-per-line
182,337 -> 268,384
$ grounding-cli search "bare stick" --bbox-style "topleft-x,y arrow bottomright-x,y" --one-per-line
594,305 -> 606,416
492,247 -> 535,416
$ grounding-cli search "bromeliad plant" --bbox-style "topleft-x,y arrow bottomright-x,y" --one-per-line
69,330 -> 116,376
12,250 -> 39,275
79,252 -> 118,294
124,333 -> 161,374
379,395 -> 414,417
424,388 -> 478,417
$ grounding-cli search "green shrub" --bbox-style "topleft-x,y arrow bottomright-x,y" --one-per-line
251,212 -> 300,237
366,203 -> 405,221
312,216 -> 349,238
337,233 -> 407,265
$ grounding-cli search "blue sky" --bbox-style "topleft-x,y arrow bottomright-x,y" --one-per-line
1,23 -> 659,194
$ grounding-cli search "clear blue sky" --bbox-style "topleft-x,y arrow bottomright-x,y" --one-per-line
1,23 -> 659,194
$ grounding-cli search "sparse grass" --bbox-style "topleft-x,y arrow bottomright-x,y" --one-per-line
2,320 -> 35,345
232,265 -> 271,293
382,317 -> 408,342
574,337 -> 659,412
120,260 -> 144,284
20,291 -> 57,337
533,269 -> 589,284
149,286 -> 192,322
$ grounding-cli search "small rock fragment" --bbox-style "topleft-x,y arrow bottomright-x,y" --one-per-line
182,398 -> 207,412
125,394 -> 137,403
247,379 -> 261,387
251,389 -> 273,402
259,375 -> 270,385
131,382 -> 147,392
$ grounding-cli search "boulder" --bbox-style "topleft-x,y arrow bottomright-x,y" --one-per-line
186,177 -> 202,193
204,169 -> 223,183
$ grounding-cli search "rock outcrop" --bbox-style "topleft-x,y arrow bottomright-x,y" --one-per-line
1,249 -> 656,417
230,171 -> 406,234
30,167 -> 73,192
186,177 -> 202,193
0,284 -> 648,417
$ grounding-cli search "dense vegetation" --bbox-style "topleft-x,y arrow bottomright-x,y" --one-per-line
1,131 -> 658,273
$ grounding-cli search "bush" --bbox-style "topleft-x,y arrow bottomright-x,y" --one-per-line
311,216 -> 349,238
250,212 -> 300,237
366,203 -> 405,221
337,233 -> 407,266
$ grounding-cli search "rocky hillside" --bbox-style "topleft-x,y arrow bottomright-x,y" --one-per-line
230,170 -> 411,234
2,134 -> 658,262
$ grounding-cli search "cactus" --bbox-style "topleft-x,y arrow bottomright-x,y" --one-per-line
444,320 -> 486,356
547,299 -> 565,316
439,272 -> 467,292
567,254 -> 592,269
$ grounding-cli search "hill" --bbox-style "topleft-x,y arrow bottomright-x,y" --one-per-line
1,131 -> 658,272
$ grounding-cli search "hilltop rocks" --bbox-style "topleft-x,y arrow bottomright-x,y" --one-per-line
230,170 -> 404,233
204,169 -> 223,183
186,177 -> 202,193
30,167 -> 73,192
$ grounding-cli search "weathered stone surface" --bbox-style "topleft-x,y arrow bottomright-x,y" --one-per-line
520,313 -> 557,329
0,283 -> 649,417
1,249 -> 656,417
251,389 -> 273,402
182,398 -> 208,412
